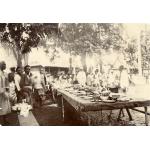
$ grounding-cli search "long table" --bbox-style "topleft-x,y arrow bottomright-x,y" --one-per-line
56,89 -> 150,125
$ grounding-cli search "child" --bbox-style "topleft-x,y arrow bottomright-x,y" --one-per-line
12,99 -> 32,117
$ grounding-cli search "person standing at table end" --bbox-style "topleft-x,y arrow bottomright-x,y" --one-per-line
0,61 -> 11,125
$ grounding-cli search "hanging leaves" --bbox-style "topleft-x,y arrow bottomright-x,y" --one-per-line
0,23 -> 59,54
60,23 -> 124,55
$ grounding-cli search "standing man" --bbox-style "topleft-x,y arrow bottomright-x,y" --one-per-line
8,67 -> 16,82
76,67 -> 86,86
20,65 -> 33,105
0,61 -> 11,125
40,67 -> 48,91
14,67 -> 23,102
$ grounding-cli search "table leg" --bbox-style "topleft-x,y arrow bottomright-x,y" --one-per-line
126,108 -> 133,121
117,109 -> 123,121
121,109 -> 125,117
87,116 -> 91,126
61,96 -> 65,122
144,107 -> 149,126
108,110 -> 113,125
52,89 -> 56,103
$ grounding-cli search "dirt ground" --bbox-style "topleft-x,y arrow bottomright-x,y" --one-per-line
1,104 -> 149,126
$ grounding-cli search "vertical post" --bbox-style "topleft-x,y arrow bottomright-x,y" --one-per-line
126,108 -> 133,121
69,47 -> 72,74
144,106 -> 149,126
137,29 -> 142,76
98,24 -> 102,73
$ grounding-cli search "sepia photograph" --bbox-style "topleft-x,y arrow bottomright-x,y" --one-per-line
1,1 -> 150,150
0,23 -> 150,126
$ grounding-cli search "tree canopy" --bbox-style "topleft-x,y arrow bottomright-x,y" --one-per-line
0,23 -> 59,66
0,23 -> 59,53
59,23 -> 124,55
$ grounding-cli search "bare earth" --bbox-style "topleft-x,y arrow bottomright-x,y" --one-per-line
2,104 -> 150,126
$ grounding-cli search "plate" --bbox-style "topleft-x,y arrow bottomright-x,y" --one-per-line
101,99 -> 117,103
80,96 -> 93,100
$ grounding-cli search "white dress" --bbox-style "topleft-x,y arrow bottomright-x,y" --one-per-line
76,71 -> 86,86
0,70 -> 11,115
120,70 -> 129,89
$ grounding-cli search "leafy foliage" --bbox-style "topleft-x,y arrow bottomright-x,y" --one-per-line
0,23 -> 59,54
124,39 -> 138,67
141,31 -> 150,69
60,23 -> 124,55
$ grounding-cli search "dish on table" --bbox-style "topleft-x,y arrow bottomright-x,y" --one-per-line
80,96 -> 93,99
101,99 -> 117,103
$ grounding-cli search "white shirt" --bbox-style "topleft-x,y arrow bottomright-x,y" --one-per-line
33,74 -> 43,89
120,70 -> 129,89
14,74 -> 21,91
76,71 -> 86,86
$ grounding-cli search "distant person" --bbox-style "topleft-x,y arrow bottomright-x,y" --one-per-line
68,74 -> 73,84
39,67 -> 48,91
107,70 -> 115,87
0,61 -> 11,125
93,69 -> 101,87
107,70 -> 119,93
76,67 -> 86,86
86,72 -> 94,86
119,65 -> 130,93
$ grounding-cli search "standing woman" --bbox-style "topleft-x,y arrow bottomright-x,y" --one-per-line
119,65 -> 130,93
0,61 -> 11,125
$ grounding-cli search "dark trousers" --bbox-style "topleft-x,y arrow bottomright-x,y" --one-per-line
15,89 -> 22,103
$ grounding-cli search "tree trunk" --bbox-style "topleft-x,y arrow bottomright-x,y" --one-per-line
17,50 -> 23,67
23,53 -> 29,66
69,57 -> 73,74
69,49 -> 73,74
137,31 -> 142,76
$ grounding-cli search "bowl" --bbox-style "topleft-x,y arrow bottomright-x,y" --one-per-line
100,95 -> 109,101
110,93 -> 120,99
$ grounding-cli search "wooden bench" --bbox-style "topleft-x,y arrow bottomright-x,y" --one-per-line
18,111 -> 39,126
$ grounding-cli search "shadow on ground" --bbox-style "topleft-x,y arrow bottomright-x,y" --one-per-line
32,104 -> 65,126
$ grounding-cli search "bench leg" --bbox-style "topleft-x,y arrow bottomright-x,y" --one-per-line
144,107 -> 149,126
126,108 -> 133,121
